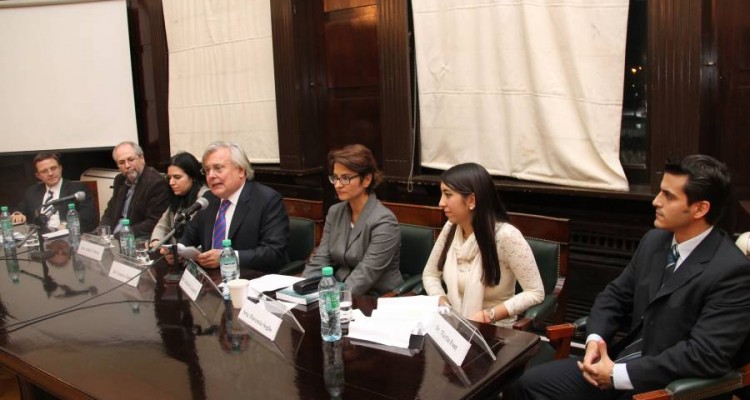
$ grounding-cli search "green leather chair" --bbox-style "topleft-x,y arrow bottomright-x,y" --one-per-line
384,223 -> 437,296
278,217 -> 317,275
511,237 -> 563,331
507,212 -> 570,332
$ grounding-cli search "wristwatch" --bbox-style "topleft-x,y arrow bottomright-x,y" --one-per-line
609,368 -> 615,388
487,307 -> 496,324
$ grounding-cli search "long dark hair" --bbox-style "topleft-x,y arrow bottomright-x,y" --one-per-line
167,152 -> 205,213
437,163 -> 508,286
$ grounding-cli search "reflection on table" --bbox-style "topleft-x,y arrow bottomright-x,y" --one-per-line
0,237 -> 539,399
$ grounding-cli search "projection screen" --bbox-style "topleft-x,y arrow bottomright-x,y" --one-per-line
0,0 -> 138,153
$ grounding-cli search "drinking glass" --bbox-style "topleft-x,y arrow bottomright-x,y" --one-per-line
339,289 -> 352,323
135,237 -> 150,263
96,225 -> 112,246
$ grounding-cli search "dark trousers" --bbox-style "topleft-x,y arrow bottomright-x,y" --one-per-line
509,358 -> 632,400
509,357 -> 737,400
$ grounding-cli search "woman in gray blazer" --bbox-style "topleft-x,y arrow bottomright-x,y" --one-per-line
303,144 -> 403,295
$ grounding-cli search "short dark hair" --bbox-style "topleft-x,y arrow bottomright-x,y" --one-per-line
439,162 -> 508,286
33,152 -> 61,170
327,144 -> 382,193
664,155 -> 731,224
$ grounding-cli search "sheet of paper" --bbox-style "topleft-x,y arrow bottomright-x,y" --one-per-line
162,244 -> 201,260
246,274 -> 304,299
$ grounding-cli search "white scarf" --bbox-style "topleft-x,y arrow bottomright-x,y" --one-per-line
442,226 -> 486,319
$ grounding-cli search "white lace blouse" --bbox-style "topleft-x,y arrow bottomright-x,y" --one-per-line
422,221 -> 544,326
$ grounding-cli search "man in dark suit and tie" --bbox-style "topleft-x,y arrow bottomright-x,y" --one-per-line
513,155 -> 750,399
174,141 -> 289,273
12,152 -> 98,232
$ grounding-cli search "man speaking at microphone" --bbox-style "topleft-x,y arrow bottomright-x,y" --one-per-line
12,152 -> 98,232
167,141 -> 289,274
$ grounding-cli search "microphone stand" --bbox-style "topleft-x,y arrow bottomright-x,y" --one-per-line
151,210 -> 194,284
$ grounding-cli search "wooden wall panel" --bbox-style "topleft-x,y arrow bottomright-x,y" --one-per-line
323,6 -> 379,88
378,0 -> 412,177
647,0 -> 705,190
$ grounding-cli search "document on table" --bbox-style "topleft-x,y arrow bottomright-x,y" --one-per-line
162,244 -> 201,260
246,274 -> 304,299
347,295 -> 442,348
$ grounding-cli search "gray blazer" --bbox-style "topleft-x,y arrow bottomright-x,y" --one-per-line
303,194 -> 403,295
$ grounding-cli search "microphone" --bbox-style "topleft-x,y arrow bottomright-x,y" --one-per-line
42,191 -> 86,207
174,197 -> 209,223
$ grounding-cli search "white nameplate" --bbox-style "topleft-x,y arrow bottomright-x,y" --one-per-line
77,240 -> 105,261
427,315 -> 472,366
179,268 -> 203,302
239,300 -> 282,341
108,261 -> 141,288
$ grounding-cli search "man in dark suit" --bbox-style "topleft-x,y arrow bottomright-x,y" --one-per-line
513,155 -> 750,399
175,141 -> 289,273
12,152 -> 98,232
100,141 -> 170,238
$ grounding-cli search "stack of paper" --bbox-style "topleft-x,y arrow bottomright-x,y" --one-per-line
246,274 -> 304,299
347,295 -> 441,349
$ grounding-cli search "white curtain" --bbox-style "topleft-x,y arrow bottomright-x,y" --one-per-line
413,0 -> 630,191
162,0 -> 279,162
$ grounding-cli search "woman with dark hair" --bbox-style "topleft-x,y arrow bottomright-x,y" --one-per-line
150,152 -> 208,245
422,163 -> 543,326
302,144 -> 403,295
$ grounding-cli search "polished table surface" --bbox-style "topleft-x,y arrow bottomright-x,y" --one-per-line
0,238 -> 539,399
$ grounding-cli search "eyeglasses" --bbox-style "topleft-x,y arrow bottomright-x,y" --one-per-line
37,165 -> 60,175
328,174 -> 360,185
201,164 -> 227,176
116,156 -> 141,166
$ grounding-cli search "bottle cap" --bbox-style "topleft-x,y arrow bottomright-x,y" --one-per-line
322,266 -> 333,276
68,203 -> 76,210
222,239 -> 232,247
1,206 -> 8,212
121,219 -> 130,226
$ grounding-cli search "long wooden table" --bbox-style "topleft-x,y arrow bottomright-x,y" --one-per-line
0,239 -> 539,399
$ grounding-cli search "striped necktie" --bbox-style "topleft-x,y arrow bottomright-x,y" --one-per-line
41,189 -> 54,215
661,244 -> 680,287
212,200 -> 231,249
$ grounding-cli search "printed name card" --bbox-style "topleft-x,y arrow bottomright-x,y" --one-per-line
179,268 -> 203,302
427,315 -> 472,366
77,240 -> 105,261
239,300 -> 282,341
108,261 -> 142,288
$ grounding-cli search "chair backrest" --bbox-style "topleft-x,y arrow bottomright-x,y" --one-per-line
399,224 -> 436,278
77,180 -> 100,218
508,212 -> 570,320
381,201 -> 446,278
288,217 -> 316,262
283,198 -> 324,262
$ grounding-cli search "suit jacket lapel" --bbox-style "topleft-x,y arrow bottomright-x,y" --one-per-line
228,181 -> 252,239
346,194 -> 377,248
651,228 -> 721,302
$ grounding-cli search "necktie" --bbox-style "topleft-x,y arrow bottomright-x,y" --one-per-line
41,190 -> 54,215
212,200 -> 231,249
661,244 -> 680,287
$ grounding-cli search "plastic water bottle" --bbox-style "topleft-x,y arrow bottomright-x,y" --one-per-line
0,206 -> 14,247
319,266 -> 342,341
66,203 -> 80,246
220,239 -> 239,300
119,219 -> 135,257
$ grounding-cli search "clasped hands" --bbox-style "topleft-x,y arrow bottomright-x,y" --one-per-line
578,340 -> 615,390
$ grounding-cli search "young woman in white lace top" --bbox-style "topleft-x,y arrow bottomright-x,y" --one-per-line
422,163 -> 544,326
